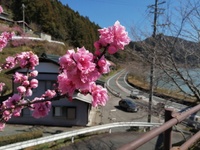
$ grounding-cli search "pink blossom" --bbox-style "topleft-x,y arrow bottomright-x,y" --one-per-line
3,94 -> 21,108
31,98 -> 51,118
13,72 -> 28,83
16,51 -> 39,69
1,32 -> 14,40
72,47 -> 100,89
0,123 -> 5,131
95,21 -> 130,54
98,27 -> 114,44
111,21 -> 131,49
22,80 -> 30,86
57,72 -> 76,97
108,45 -> 118,54
79,69 -> 100,88
3,94 -> 24,117
0,32 -> 14,52
0,5 -> 3,14
59,49 -> 77,76
58,47 -> 101,93
26,88 -> 33,97
94,41 -> 101,50
3,110 -> 12,121
17,86 -> 26,94
74,47 -> 96,74
30,79 -> 38,88
97,56 -> 111,74
91,83 -> 108,107
1,56 -> 17,70
0,82 -> 5,92
30,70 -> 38,77
43,90 -> 56,98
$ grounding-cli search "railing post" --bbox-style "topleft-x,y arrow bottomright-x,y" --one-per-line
164,108 -> 173,150
71,136 -> 74,143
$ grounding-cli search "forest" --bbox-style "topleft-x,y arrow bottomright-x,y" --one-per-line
0,0 -> 100,52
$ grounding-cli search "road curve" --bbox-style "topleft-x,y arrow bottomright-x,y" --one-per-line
106,69 -> 200,123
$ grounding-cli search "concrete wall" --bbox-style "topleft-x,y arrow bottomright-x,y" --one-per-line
40,33 -> 51,41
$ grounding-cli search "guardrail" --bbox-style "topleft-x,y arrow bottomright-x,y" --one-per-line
118,104 -> 200,150
12,36 -> 65,45
0,122 -> 162,150
105,83 -> 121,97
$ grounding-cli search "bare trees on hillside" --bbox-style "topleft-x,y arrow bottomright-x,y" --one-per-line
130,0 -> 200,104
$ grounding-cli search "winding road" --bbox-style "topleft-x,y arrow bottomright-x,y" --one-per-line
106,69 -> 200,123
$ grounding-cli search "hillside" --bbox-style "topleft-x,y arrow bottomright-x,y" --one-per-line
0,0 -> 136,64
128,34 -> 200,66
0,0 -> 100,52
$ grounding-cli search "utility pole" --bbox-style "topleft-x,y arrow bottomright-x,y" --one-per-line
147,0 -> 165,128
22,3 -> 25,33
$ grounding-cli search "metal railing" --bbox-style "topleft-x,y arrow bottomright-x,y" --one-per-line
0,122 -> 161,150
118,104 -> 200,150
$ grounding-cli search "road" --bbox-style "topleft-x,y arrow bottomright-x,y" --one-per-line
99,69 -> 164,125
107,69 -> 200,119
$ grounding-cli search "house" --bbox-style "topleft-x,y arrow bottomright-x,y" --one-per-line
5,53 -> 101,127
0,12 -> 14,25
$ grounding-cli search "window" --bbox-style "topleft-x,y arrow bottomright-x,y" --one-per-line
53,106 -> 76,120
54,107 -> 62,117
67,107 -> 76,119
20,108 -> 31,117
46,81 -> 56,90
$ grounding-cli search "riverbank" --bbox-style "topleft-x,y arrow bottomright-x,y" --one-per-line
127,75 -> 197,106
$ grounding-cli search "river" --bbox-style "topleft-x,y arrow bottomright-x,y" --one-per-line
153,68 -> 200,94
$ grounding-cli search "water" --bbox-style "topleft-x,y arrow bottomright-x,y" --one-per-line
153,68 -> 200,94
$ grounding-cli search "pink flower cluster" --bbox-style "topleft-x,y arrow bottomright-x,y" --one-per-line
0,5 -> 3,14
57,21 -> 130,107
94,21 -> 130,55
0,32 -> 14,52
1,51 -> 39,71
14,71 -> 38,97
28,89 -> 55,119
16,51 -> 39,70
0,94 -> 25,131
91,83 -> 108,107
31,97 -> 51,118
0,82 -> 5,93
58,47 -> 110,106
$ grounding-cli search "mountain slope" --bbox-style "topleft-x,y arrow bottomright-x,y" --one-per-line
0,0 -> 100,52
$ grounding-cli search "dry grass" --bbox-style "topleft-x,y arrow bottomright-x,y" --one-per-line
127,75 -> 197,103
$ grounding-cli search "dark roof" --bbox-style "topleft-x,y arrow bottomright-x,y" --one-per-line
40,53 -> 59,65
5,53 -> 105,84
6,53 -> 60,74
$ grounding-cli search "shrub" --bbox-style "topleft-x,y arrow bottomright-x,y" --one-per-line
0,130 -> 43,146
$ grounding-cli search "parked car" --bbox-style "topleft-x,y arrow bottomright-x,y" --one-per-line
130,89 -> 139,99
119,99 -> 138,112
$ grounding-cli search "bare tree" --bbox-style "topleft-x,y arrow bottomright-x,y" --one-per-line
129,0 -> 200,104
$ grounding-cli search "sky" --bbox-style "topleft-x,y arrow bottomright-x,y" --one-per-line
60,0 -> 178,40
59,0 -> 157,39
